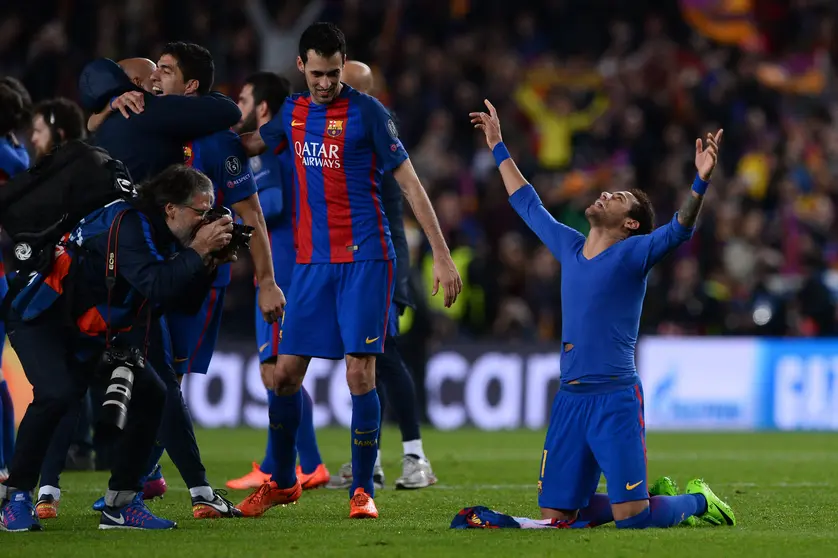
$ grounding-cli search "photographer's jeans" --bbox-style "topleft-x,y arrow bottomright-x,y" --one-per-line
1,303 -> 165,494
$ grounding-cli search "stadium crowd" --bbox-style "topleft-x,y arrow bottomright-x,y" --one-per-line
3,0 -> 838,344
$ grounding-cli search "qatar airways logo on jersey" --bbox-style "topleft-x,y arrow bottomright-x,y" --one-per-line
294,141 -> 342,169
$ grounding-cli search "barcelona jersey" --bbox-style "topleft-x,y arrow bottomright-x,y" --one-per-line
259,84 -> 408,265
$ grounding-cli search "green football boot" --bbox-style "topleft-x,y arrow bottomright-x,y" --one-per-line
649,476 -> 698,526
685,478 -> 736,526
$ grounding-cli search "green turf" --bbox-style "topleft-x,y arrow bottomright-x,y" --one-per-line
3,428 -> 838,557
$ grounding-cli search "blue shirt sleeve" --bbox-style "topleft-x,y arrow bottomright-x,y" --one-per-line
508,185 -> 585,264
364,98 -> 408,172
257,186 -> 284,225
208,133 -> 257,207
260,110 -> 288,156
624,213 -> 694,275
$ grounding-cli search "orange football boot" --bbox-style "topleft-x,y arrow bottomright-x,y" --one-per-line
226,462 -> 272,490
35,495 -> 59,519
296,464 -> 330,490
237,480 -> 302,517
349,487 -> 378,519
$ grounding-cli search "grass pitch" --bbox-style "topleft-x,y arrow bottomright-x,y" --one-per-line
3,428 -> 837,557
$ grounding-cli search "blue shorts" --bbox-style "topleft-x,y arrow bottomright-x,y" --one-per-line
387,301 -> 400,339
280,260 -> 394,360
255,281 -> 290,364
167,286 -> 226,375
538,383 -> 648,510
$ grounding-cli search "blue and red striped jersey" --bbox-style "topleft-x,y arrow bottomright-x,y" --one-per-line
183,129 -> 257,287
0,135 -> 30,279
259,84 -> 408,265
251,146 -> 295,289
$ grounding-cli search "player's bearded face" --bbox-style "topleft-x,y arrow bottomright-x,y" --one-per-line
31,114 -> 54,161
299,50 -> 343,104
236,84 -> 257,134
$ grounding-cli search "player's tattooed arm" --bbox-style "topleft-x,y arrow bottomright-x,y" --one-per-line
677,191 -> 704,228
679,129 -> 722,228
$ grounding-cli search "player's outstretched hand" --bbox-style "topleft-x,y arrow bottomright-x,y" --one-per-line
469,99 -> 503,149
258,282 -> 286,324
432,252 -> 463,308
190,215 -> 233,258
695,129 -> 723,181
112,91 -> 145,119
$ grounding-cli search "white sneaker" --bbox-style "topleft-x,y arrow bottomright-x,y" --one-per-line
325,462 -> 385,490
395,455 -> 437,490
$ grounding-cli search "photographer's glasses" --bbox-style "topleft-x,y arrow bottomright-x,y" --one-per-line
181,204 -> 210,220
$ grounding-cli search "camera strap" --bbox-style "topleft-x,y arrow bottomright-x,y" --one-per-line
104,209 -> 153,353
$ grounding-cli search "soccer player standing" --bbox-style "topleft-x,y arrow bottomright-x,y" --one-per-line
469,99 -> 735,529
226,71 -> 330,492
238,23 -> 461,519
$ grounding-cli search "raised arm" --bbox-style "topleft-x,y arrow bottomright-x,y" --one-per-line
470,99 -> 584,261
628,129 -> 722,274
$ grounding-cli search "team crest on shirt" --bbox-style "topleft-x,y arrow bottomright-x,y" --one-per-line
183,144 -> 193,164
326,119 -> 344,138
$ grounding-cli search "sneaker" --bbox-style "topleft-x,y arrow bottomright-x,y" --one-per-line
685,478 -> 736,526
649,476 -> 698,526
348,487 -> 378,519
142,464 -> 167,500
296,464 -> 330,490
325,462 -> 385,490
237,480 -> 302,518
192,489 -> 243,519
395,455 -> 437,490
226,462 -> 272,491
1,490 -> 44,532
35,494 -> 59,520
99,492 -> 176,530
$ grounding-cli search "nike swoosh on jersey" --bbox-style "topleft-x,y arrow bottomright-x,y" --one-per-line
259,342 -> 270,352
291,120 -> 304,127
625,481 -> 644,490
365,336 -> 380,344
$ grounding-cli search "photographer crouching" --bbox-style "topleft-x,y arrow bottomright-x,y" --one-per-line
0,165 -> 236,532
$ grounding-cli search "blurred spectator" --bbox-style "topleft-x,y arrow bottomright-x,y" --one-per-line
4,0 -> 838,345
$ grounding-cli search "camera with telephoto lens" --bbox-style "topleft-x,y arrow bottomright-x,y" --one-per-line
97,346 -> 145,433
201,206 -> 254,260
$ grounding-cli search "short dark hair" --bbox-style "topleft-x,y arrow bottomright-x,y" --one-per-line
627,188 -> 655,236
161,41 -> 215,95
299,22 -> 346,63
33,98 -> 86,143
0,77 -> 31,129
137,164 -> 213,211
245,72 -> 291,117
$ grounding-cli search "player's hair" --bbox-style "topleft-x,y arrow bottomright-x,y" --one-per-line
0,79 -> 32,135
161,41 -> 215,95
627,188 -> 655,236
33,97 -> 86,144
244,72 -> 292,117
299,22 -> 346,64
137,164 -> 214,212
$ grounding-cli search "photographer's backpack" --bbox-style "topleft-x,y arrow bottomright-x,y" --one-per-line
0,139 -> 135,278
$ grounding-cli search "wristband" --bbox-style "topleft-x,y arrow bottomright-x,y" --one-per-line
691,173 -> 709,196
109,96 -> 118,111
492,142 -> 511,167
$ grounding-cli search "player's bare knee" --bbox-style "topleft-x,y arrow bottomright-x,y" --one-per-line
611,500 -> 649,522
273,355 -> 308,395
345,354 -> 376,395
540,508 -> 578,521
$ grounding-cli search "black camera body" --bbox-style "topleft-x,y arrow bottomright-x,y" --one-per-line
202,206 -> 254,260
97,346 -> 145,433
